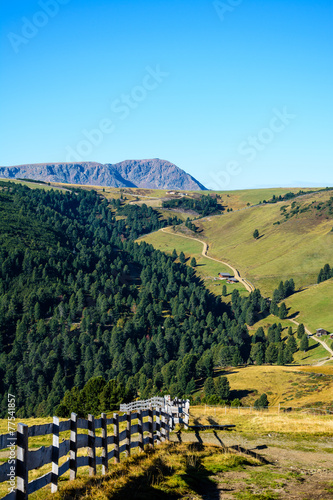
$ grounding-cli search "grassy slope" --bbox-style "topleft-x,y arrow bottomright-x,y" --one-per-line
210,187 -> 320,210
198,190 -> 333,295
140,229 -> 249,299
222,365 -> 333,408
284,279 -> 333,333
249,315 -> 330,365
0,178 -> 66,192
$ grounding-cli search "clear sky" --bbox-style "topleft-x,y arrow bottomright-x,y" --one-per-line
1,0 -> 332,190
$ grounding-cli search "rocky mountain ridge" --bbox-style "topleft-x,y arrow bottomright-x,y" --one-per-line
0,159 -> 206,191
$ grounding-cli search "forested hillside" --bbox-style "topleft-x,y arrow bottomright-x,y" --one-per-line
0,182 -> 294,418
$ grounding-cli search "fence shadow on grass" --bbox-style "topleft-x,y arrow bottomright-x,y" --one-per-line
180,443 -> 219,500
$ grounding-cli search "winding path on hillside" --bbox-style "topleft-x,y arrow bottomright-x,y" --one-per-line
160,227 -> 333,365
160,227 -> 255,293
288,318 -> 333,366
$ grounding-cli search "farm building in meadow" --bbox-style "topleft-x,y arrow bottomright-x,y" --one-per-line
218,272 -> 232,279
227,278 -> 239,284
316,328 -> 329,336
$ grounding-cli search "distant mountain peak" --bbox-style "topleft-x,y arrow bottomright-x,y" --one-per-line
0,159 -> 207,191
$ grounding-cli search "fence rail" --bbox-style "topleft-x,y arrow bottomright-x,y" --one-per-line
0,396 -> 189,500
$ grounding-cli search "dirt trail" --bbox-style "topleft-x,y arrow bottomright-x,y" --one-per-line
160,227 -> 254,293
288,318 -> 333,365
170,430 -> 333,500
160,227 -> 333,365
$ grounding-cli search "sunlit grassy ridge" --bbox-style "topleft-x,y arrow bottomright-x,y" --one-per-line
220,365 -> 333,408
190,405 -> 333,436
197,190 -> 333,295
284,279 -> 333,333
140,229 -> 249,299
210,187 -> 321,211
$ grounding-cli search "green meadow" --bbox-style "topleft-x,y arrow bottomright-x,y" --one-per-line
284,279 -> 333,333
198,190 -> 333,295
140,229 -> 249,299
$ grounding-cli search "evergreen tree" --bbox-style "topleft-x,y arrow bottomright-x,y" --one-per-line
265,344 -> 278,364
190,257 -> 197,267
232,348 -> 243,366
185,378 -> 196,395
297,323 -> 305,339
222,284 -> 227,297
286,335 -> 298,353
279,302 -> 287,319
179,251 -> 186,264
253,229 -> 259,239
204,377 -> 215,397
283,346 -> 294,364
277,345 -> 284,365
254,393 -> 268,408
300,334 -> 309,352
214,376 -> 230,399
270,301 -> 279,316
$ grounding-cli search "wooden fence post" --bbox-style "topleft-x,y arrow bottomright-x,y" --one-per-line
125,411 -> 131,457
138,409 -> 144,452
88,414 -> 96,476
69,413 -> 77,480
17,423 -> 28,500
184,400 -> 190,430
155,408 -> 161,444
160,409 -> 165,442
148,406 -> 154,448
168,404 -> 173,434
51,416 -> 60,493
113,413 -> 119,464
101,413 -> 108,475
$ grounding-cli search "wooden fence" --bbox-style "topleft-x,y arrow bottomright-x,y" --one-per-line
0,397 -> 189,500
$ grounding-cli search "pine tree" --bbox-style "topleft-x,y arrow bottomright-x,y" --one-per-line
270,301 -> 279,316
179,251 -> 186,264
277,346 -> 284,365
204,377 -> 215,397
265,344 -> 278,364
297,323 -> 305,339
222,284 -> 227,297
286,335 -> 298,353
232,348 -> 243,366
190,257 -> 197,267
283,346 -> 294,364
279,302 -> 287,319
214,376 -> 230,399
185,378 -> 196,395
253,229 -> 259,239
300,334 -> 309,352
254,393 -> 268,408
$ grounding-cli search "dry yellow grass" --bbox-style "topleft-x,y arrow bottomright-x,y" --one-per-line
220,365 -> 333,408
36,442 -> 259,500
190,406 -> 333,436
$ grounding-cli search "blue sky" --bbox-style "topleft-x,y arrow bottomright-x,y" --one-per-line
0,0 -> 332,190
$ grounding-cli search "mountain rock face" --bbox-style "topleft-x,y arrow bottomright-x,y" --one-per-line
0,159 -> 206,191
